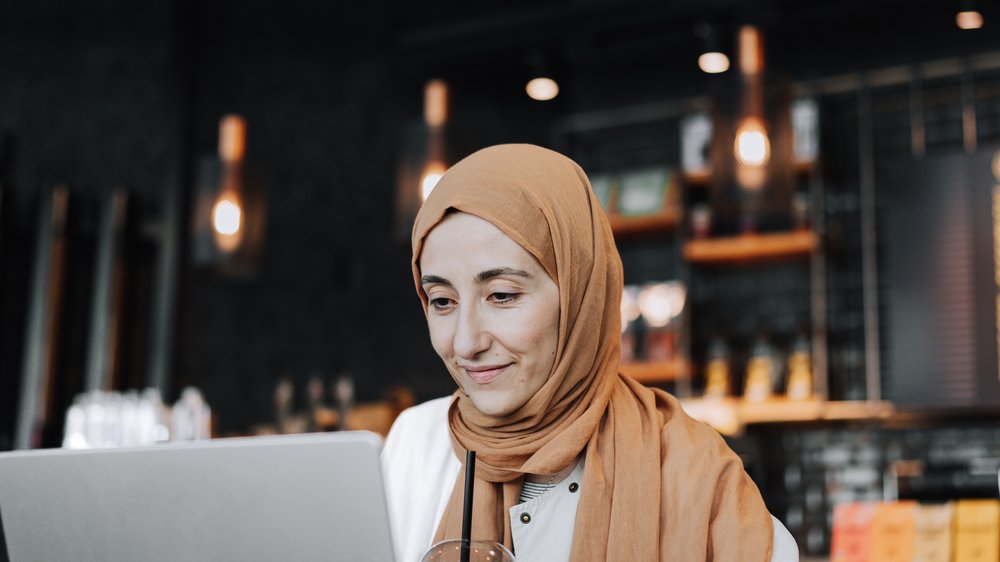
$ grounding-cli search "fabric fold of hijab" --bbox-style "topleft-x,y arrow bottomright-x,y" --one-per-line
411,144 -> 773,561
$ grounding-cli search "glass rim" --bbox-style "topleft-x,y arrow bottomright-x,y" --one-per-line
425,538 -> 515,558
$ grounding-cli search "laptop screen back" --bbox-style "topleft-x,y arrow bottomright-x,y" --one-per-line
0,431 -> 395,562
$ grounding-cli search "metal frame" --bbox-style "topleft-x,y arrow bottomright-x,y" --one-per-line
15,187 -> 69,449
552,48 -> 1000,404
147,174 -> 181,396
84,190 -> 128,392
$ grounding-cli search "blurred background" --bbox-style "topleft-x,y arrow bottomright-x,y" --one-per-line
3,0 -> 1000,558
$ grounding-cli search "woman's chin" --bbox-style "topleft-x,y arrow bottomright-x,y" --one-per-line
467,392 -> 521,418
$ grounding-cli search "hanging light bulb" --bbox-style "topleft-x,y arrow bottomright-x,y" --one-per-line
734,26 -> 770,191
421,160 -> 447,201
734,116 -> 770,165
212,115 -> 246,253
212,197 -> 242,236
698,52 -> 730,74
211,193 -> 243,253
526,76 -> 559,101
956,10 -> 984,29
524,51 -> 559,101
694,22 -> 730,74
421,80 -> 449,202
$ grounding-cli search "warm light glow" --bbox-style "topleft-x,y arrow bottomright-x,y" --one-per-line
637,283 -> 686,328
734,118 -> 770,166
738,26 -> 763,74
212,193 -> 243,253
424,80 -> 448,127
213,198 -> 242,235
422,174 -> 443,201
698,52 -> 730,74
737,130 -> 769,164
526,77 -> 559,101
620,288 -> 641,333
212,192 -> 244,254
218,115 -> 247,163
421,161 -> 447,201
956,11 -> 984,30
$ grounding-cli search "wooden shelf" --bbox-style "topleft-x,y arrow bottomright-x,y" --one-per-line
683,230 -> 818,264
608,206 -> 681,238
680,397 -> 895,435
620,359 -> 686,383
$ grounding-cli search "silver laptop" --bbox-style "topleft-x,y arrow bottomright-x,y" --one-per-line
0,431 -> 395,562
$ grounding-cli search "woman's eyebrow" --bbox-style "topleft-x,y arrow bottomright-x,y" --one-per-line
475,268 -> 531,282
420,275 -> 451,286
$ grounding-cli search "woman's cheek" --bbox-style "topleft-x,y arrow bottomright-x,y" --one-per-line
427,319 -> 454,358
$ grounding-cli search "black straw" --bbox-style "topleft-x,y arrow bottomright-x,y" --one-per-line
461,450 -> 476,562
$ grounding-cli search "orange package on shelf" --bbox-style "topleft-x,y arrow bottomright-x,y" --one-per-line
953,499 -> 1000,562
914,503 -> 953,562
831,502 -> 877,562
870,501 -> 917,562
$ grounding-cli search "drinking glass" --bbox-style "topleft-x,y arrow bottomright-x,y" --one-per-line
420,539 -> 515,562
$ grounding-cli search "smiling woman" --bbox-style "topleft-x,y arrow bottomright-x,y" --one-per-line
381,144 -> 798,562
419,213 -> 560,417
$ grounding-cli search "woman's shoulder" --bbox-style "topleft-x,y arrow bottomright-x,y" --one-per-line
390,395 -> 452,433
381,396 -> 460,562
383,395 -> 453,457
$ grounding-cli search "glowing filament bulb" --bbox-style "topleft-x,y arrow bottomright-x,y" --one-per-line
734,118 -> 770,166
212,197 -> 242,235
421,161 -> 447,201
526,77 -> 559,101
956,11 -> 983,30
698,52 -> 730,74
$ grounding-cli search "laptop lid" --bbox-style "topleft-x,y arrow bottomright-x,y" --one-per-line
0,431 -> 395,562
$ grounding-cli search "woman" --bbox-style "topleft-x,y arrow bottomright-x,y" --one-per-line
382,144 -> 798,561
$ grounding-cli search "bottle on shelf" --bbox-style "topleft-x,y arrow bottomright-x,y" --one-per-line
744,331 -> 779,402
786,331 -> 813,400
704,335 -> 731,399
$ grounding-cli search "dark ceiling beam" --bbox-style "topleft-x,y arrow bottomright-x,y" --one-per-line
394,0 -> 747,64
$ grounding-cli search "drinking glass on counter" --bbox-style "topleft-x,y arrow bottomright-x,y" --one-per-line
421,539 -> 515,562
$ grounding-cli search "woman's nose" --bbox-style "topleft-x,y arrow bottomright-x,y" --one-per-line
453,304 -> 490,358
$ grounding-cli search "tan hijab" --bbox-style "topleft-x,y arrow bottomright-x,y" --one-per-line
411,144 -> 773,560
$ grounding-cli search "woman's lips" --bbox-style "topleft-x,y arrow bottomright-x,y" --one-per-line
463,364 -> 510,384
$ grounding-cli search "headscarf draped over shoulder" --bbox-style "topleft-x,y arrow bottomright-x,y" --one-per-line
411,144 -> 773,561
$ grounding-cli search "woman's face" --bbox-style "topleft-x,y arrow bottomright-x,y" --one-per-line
419,212 -> 560,417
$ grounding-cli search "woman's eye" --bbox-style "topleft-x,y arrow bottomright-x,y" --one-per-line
429,297 -> 454,310
489,292 -> 519,304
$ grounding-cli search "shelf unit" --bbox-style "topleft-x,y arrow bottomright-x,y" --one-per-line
607,206 -> 681,238
555,96 -> 832,410
681,397 -> 895,435
682,230 -> 818,264
620,359 -> 686,383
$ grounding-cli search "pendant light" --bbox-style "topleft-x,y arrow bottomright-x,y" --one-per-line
733,25 -> 770,191
694,22 -> 730,74
421,79 -> 448,201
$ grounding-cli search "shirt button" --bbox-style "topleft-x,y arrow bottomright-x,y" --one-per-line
569,482 -> 579,493
520,513 -> 531,524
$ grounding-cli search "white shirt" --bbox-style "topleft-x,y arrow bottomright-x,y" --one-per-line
381,397 -> 799,562
509,456 -> 584,561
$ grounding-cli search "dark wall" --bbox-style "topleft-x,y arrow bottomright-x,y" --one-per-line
0,0 -> 569,440
3,0 -> 1000,441
172,3 -> 567,434
175,45 -> 442,433
0,2 -> 186,446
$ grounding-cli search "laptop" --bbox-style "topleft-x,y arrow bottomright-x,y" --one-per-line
0,431 -> 396,562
